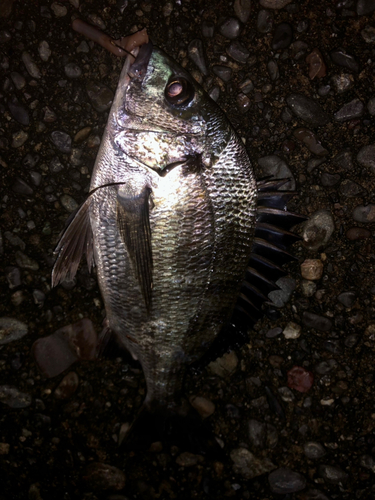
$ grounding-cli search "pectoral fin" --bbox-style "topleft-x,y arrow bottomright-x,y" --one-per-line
117,186 -> 153,311
52,198 -> 94,288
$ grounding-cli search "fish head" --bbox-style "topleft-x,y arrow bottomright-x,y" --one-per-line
111,42 -> 232,174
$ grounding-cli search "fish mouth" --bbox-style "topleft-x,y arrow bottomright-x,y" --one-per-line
128,41 -> 153,81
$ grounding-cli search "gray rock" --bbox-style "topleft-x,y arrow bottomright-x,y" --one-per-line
360,454 -> 375,472
86,81 -> 113,112
227,41 -> 250,64
49,156 -> 64,173
286,94 -> 330,127
331,73 -> 353,94
357,144 -> 375,171
21,51 -> 41,79
272,22 -> 293,50
234,0 -> 252,23
302,210 -> 335,250
367,97 -> 375,115
12,178 -> 33,196
267,60 -> 279,80
268,277 -> 296,307
353,204 -> 375,223
188,39 -> 208,75
219,17 -> 241,39
51,131 -> 72,154
314,359 -> 337,375
10,71 -> 26,90
304,441 -> 326,459
257,155 -> 295,189
12,130 -> 28,148
302,312 -> 332,332
0,385 -> 32,408
0,317 -> 28,345
38,41 -> 51,61
334,98 -> 364,121
51,2 -> 67,17
330,48 -> 359,72
5,267 -> 22,288
361,25 -> 375,43
357,0 -> 375,15
339,179 -> 364,197
15,251 -> 39,271
257,10 -> 274,33
60,194 -> 79,213
8,98 -> 29,125
201,21 -> 214,38
65,62 -> 82,79
337,291 -> 356,307
248,419 -> 278,449
212,65 -> 232,82
318,464 -> 348,484
268,467 -> 306,494
231,448 -> 276,479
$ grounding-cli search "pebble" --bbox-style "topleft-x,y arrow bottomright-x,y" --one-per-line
301,280 -> 317,297
318,464 -> 348,484
32,318 -> 97,378
301,259 -> 324,280
346,227 -> 371,240
4,232 -> 25,250
15,251 -> 38,270
257,10 -> 274,33
234,0 -> 252,23
272,23 -> 293,50
294,128 -> 328,156
54,371 -> 79,399
8,98 -> 29,126
5,266 -> 22,288
51,2 -> 67,16
219,18 -> 241,39
306,49 -> 326,79
302,312 -> 332,332
357,0 -> 375,15
331,73 -> 353,93
51,131 -> 72,154
321,172 -> 340,187
188,39 -> 208,75
330,48 -> 359,72
65,62 -> 82,79
283,322 -> 301,339
209,351 -> 238,377
237,93 -> 251,113
360,455 -> 375,472
367,97 -> 375,115
212,65 -> 232,82
86,81 -> 114,112
352,204 -> 375,223
38,41 -> 51,61
0,385 -> 32,408
357,144 -> 375,172
287,366 -> 314,392
361,25 -> 375,43
302,210 -> 335,251
201,21 -> 214,38
189,396 -> 215,418
278,386 -> 295,402
43,106 -> 57,122
209,86 -> 220,102
267,60 -> 279,80
337,291 -> 356,308
230,448 -> 276,480
314,359 -> 337,375
12,130 -> 28,148
268,467 -> 306,494
339,179 -> 363,197
257,155 -> 295,189
10,72 -> 26,90
260,0 -> 292,8
333,149 -> 353,170
248,419 -> 278,449
286,94 -> 330,127
304,442 -> 326,459
60,194 -> 78,212
176,452 -> 204,467
0,317 -> 28,345
21,51 -> 41,79
83,463 -> 126,491
334,98 -> 364,121
268,277 -> 296,307
227,41 -> 249,64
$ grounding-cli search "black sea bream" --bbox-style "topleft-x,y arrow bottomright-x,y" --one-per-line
52,41 -> 304,447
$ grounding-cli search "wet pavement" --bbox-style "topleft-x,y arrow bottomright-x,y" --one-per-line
1,0 -> 375,499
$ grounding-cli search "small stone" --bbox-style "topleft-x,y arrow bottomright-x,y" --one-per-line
0,443 -> 10,455
54,372 -> 79,399
257,155 -> 295,189
268,467 -> 306,494
234,0 -> 252,23
267,60 -> 279,80
219,18 -> 241,39
21,51 -> 41,78
51,131 -> 71,154
272,22 -> 293,50
201,21 -> 214,38
315,359 -> 337,375
333,150 -> 353,170
188,39 -> 208,75
15,251 -> 38,270
257,10 -> 274,33
294,128 -> 328,156
209,351 -> 238,377
330,48 -> 359,72
346,227 -> 371,240
83,463 -> 126,491
248,420 -> 278,449
268,277 -> 296,307
38,41 -> 51,61
260,0 -> 292,7
51,2 -> 67,16
301,280 -> 317,297
361,25 -> 375,43
5,266 -> 22,288
212,65 -> 232,82
65,62 -> 82,79
306,49 -> 326,79
10,72 -> 26,90
77,40 -> 89,53
8,98 -> 29,126
357,144 -> 375,172
12,178 -> 33,195
12,130 -> 28,148
208,86 -> 220,102
0,317 -> 28,345
237,93 -> 251,113
301,259 -> 324,280
227,41 -> 249,64
86,81 -> 113,112
357,0 -> 375,16
302,312 -> 332,332
60,194 -> 78,212
231,448 -> 276,480
304,442 -> 326,460
176,452 -> 204,467
334,98 -> 364,121
331,73 -> 353,93
302,210 -> 335,251
353,204 -> 375,223
360,455 -> 375,471
286,94 -> 330,127
339,179 -> 363,197
367,97 -> 375,115
287,367 -> 314,392
0,385 -> 32,408
283,322 -> 301,339
318,464 -> 348,484
278,386 -> 295,402
321,172 -> 340,187
190,396 -> 215,419
337,291 -> 356,308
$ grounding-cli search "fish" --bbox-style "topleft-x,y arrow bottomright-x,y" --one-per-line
52,38 -> 305,450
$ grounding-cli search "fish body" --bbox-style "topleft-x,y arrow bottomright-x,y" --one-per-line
52,43 -> 302,444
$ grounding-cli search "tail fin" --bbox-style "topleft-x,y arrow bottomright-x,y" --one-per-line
121,398 -> 223,456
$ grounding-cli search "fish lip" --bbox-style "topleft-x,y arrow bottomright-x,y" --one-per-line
128,41 -> 153,80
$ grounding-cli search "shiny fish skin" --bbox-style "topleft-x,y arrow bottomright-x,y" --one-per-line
53,45 -> 257,412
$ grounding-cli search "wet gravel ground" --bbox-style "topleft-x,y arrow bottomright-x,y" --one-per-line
1,0 -> 375,498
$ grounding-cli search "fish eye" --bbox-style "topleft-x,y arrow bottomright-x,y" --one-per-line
165,76 -> 194,107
